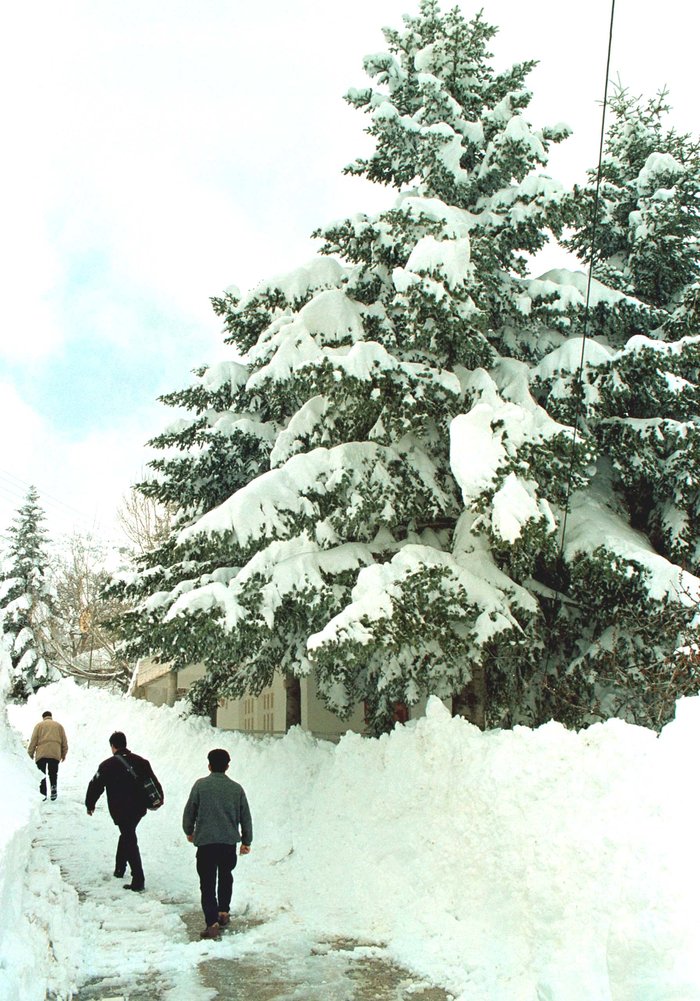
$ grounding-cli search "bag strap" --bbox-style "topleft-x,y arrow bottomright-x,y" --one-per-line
114,753 -> 139,781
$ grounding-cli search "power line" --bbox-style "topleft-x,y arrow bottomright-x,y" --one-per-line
0,481 -> 28,505
0,468 -> 96,522
558,0 -> 617,559
0,470 -> 122,546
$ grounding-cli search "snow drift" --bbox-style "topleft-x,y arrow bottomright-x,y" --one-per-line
2,679 -> 700,1000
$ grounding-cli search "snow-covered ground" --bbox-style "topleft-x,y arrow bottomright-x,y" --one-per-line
2,678 -> 700,1001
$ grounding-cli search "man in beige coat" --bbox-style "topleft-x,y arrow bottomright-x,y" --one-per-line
27,710 -> 68,800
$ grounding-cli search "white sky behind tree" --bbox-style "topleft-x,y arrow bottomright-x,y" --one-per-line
0,0 -> 697,543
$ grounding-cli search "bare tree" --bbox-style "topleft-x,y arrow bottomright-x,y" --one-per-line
47,532 -> 131,689
117,484 -> 175,556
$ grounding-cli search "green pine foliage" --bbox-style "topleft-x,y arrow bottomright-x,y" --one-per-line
565,86 -> 700,311
117,2 -> 700,733
555,87 -> 700,570
525,85 -> 700,724
0,487 -> 58,701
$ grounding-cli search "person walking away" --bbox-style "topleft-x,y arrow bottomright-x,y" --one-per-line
85,730 -> 164,893
27,710 -> 68,801
182,748 -> 253,939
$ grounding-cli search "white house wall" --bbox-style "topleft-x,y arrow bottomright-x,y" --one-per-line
176,663 -> 206,697
302,676 -> 366,739
217,673 -> 286,735
134,658 -> 367,739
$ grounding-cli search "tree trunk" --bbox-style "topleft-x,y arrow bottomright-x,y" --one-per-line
208,697 -> 218,728
392,701 -> 409,725
452,665 -> 487,730
167,669 -> 178,707
285,676 -> 302,730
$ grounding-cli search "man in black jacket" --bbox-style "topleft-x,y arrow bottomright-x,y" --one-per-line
85,731 -> 164,892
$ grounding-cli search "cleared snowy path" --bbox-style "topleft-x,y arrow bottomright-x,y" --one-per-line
30,798 -> 450,1000
11,684 -> 452,1001
30,789 -> 226,1000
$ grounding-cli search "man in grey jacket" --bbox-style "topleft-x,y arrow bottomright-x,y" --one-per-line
182,748 -> 253,939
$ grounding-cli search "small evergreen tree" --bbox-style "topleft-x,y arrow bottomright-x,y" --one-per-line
0,487 -> 59,701
0,613 -> 13,701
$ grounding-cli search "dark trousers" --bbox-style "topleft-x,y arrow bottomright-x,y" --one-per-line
196,843 -> 238,926
36,758 -> 59,797
115,815 -> 145,887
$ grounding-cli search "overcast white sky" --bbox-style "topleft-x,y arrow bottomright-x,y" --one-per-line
0,0 -> 697,546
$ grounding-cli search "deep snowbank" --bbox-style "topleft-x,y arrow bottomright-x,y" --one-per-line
0,702 -> 80,1001
3,678 -> 700,1000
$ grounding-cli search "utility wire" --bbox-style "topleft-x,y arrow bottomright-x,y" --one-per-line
538,0 -> 617,698
557,0 -> 617,561
0,468 -> 119,547
0,468 -> 95,522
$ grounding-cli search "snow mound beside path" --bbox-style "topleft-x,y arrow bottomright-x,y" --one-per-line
2,679 -> 700,1001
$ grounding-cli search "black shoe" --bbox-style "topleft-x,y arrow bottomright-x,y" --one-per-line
113,868 -> 126,878
50,789 -> 57,801
123,883 -> 145,892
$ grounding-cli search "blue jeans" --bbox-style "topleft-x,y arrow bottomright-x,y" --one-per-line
196,844 -> 238,926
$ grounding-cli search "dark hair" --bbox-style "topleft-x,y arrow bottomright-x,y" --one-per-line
109,731 -> 127,750
207,748 -> 230,773
42,711 -> 52,719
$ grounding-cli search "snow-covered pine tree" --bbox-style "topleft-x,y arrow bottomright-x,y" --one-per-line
117,1 -> 576,732
565,86 -> 700,312
117,2 -> 699,732
520,85 -> 700,726
0,487 -> 58,701
0,630 -> 12,701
